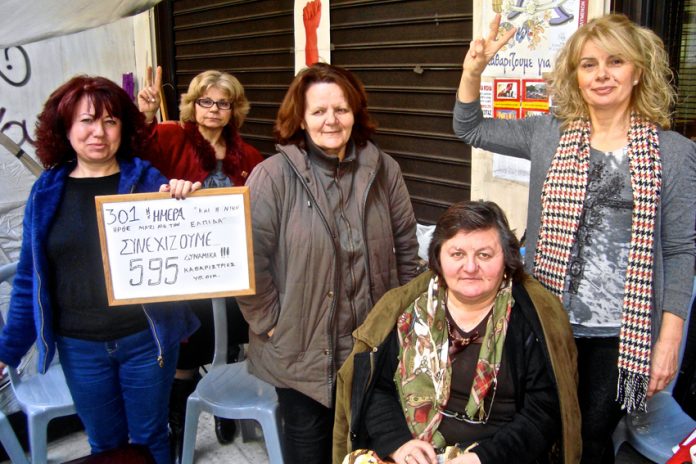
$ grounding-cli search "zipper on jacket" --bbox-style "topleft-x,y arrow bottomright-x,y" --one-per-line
360,168 -> 379,309
27,189 -> 51,373
142,305 -> 164,367
33,219 -> 51,373
366,346 -> 377,390
334,163 -> 359,331
280,149 -> 340,403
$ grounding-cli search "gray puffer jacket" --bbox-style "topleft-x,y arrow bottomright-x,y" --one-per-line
237,141 -> 419,407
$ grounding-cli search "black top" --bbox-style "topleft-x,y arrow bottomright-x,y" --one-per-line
438,310 -> 516,445
47,174 -> 149,341
359,286 -> 559,463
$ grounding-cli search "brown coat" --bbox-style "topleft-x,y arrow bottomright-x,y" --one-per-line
333,271 -> 581,464
237,142 -> 419,407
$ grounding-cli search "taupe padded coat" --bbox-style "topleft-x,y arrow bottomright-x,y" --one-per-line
237,141 -> 419,407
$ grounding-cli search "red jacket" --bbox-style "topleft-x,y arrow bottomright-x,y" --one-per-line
142,121 -> 264,185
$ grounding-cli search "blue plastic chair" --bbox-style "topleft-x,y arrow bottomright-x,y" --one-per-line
1,261 -> 30,464
0,262 -> 77,464
180,298 -> 283,464
612,278 -> 696,461
0,408 -> 29,464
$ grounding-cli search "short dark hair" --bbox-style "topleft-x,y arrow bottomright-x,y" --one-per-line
428,201 -> 524,285
35,75 -> 148,168
274,63 -> 377,148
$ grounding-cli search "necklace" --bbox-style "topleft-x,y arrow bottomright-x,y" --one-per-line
446,316 -> 480,358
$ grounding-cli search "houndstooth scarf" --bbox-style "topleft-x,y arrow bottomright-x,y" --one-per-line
533,114 -> 661,413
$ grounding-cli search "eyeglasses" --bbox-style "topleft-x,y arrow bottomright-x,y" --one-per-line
195,98 -> 232,110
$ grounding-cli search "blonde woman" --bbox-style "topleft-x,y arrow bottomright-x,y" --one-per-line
138,68 -> 264,461
453,14 -> 695,463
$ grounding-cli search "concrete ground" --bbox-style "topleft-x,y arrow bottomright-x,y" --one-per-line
0,411 -> 269,463
0,413 -> 655,464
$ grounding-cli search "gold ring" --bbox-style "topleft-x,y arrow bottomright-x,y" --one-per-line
405,455 -> 412,463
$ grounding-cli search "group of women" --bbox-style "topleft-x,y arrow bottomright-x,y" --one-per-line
0,12 -> 693,464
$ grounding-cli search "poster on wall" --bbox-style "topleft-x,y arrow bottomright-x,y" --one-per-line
480,0 -> 588,183
481,0 -> 589,78
294,0 -> 331,74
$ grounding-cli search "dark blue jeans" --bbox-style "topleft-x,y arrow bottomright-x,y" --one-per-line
276,387 -> 334,464
57,329 -> 178,464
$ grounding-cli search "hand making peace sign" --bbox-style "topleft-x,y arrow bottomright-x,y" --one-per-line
458,14 -> 516,103
137,65 -> 163,123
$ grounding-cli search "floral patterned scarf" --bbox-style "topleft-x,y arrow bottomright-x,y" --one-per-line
393,276 -> 513,448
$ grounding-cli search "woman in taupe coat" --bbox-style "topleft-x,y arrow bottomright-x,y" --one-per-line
237,63 -> 419,464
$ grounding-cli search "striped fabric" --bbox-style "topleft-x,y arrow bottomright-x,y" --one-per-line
533,114 -> 661,413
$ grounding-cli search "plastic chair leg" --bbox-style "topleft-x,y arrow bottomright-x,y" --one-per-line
258,408 -> 284,464
181,396 -> 202,464
27,413 -> 50,464
0,413 -> 29,464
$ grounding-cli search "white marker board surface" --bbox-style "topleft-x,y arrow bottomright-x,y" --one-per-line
96,187 -> 255,306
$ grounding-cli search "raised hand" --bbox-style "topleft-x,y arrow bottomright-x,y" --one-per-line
458,14 -> 516,103
137,65 -> 163,123
303,0 -> 321,65
463,14 -> 516,76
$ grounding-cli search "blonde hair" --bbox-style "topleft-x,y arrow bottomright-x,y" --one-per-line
179,70 -> 250,128
548,14 -> 675,128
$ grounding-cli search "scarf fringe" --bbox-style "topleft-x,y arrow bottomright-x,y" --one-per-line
616,368 -> 649,413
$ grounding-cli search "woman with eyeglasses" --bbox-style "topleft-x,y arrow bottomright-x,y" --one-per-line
334,201 -> 580,464
137,68 -> 264,463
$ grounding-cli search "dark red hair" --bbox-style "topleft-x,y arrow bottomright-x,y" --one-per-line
274,63 -> 377,149
34,75 -> 148,168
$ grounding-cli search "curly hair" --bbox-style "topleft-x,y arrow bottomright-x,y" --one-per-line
428,201 -> 524,286
34,75 -> 148,168
179,70 -> 250,129
548,13 -> 675,128
274,63 -> 377,148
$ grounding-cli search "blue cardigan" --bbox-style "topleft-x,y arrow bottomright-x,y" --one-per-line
0,157 -> 200,372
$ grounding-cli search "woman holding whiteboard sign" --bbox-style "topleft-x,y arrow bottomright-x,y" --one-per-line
138,66 -> 264,457
0,75 -> 200,464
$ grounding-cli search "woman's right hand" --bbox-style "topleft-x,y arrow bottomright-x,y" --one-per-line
458,14 -> 516,103
391,439 -> 438,464
137,65 -> 162,123
462,14 -> 516,77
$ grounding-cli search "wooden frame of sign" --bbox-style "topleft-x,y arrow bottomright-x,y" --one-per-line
95,187 -> 255,306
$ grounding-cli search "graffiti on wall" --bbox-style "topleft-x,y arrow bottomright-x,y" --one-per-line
0,46 -> 35,147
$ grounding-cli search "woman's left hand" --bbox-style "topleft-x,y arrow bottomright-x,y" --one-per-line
159,179 -> 202,199
648,312 -> 684,397
446,453 -> 481,464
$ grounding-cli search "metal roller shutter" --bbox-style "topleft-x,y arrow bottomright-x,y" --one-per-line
155,0 -> 473,223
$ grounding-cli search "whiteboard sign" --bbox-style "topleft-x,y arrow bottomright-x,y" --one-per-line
95,187 -> 255,306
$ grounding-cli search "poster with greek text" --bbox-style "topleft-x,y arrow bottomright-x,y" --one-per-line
96,187 -> 254,306
482,0 -> 588,78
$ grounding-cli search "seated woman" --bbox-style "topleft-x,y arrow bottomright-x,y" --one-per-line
334,201 -> 581,464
